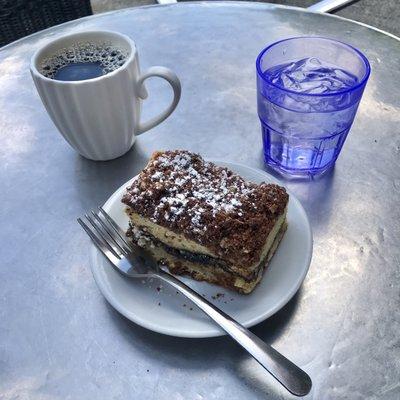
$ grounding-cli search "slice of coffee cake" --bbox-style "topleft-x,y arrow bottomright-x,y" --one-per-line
122,150 -> 288,294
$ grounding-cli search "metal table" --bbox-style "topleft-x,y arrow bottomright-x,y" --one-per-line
1,3 -> 399,399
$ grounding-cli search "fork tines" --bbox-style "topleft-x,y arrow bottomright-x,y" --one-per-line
77,208 -> 132,262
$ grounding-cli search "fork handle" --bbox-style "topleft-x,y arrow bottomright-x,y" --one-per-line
156,270 -> 312,397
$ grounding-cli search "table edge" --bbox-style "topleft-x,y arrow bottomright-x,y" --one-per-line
0,1 -> 399,53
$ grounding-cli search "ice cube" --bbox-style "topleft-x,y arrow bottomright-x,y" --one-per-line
264,57 -> 358,94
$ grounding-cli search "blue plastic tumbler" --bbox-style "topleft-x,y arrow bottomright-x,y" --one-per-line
256,37 -> 370,177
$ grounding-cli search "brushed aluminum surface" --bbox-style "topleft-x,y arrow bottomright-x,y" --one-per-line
0,3 -> 399,399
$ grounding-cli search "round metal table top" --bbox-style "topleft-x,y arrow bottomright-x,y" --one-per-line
1,2 -> 399,399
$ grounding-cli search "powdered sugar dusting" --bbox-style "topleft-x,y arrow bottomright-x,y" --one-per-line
125,151 -> 257,232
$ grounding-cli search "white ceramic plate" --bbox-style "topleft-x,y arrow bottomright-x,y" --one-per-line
90,161 -> 312,338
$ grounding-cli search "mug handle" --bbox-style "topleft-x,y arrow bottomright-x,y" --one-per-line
136,66 -> 181,135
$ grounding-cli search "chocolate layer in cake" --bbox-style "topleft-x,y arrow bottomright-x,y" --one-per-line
127,221 -> 287,294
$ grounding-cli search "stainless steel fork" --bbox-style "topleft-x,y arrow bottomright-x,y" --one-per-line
78,208 -> 312,397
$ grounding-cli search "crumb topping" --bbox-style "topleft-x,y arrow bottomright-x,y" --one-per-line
122,150 -> 288,265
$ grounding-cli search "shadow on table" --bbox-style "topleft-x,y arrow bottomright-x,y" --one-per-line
105,287 -> 301,396
72,142 -> 150,209
263,159 -> 337,231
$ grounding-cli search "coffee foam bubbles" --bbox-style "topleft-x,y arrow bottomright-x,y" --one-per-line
40,41 -> 128,79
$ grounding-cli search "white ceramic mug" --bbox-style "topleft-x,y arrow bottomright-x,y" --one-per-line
30,30 -> 181,161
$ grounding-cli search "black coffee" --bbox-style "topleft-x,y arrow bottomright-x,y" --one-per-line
41,42 -> 128,81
